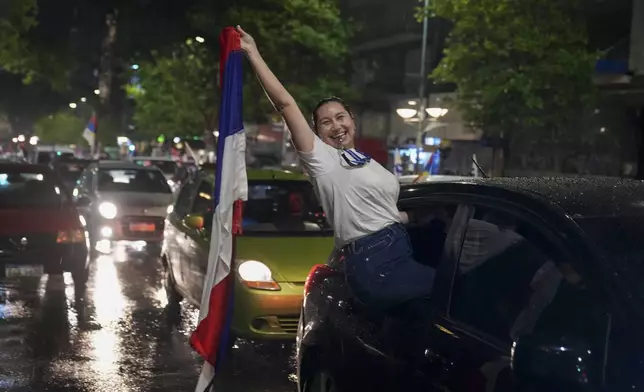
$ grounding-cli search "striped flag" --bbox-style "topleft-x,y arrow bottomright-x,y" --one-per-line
82,115 -> 96,150
190,27 -> 248,392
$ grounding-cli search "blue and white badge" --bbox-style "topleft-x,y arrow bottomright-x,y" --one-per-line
341,148 -> 371,167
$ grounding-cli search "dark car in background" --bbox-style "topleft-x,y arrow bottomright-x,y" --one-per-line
54,158 -> 97,191
298,178 -> 644,392
0,163 -> 89,294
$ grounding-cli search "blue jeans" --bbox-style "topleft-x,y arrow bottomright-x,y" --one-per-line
343,223 -> 436,311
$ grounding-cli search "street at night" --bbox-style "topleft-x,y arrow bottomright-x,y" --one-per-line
0,256 -> 296,392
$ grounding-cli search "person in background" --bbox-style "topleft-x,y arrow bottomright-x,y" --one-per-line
237,26 -> 437,311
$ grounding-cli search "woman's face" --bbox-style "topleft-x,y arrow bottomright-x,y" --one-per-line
315,101 -> 356,149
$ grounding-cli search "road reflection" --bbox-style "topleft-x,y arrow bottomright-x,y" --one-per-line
0,254 -> 296,391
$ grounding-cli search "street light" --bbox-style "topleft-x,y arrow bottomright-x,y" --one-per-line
195,36 -> 205,43
94,89 -> 100,95
80,97 -> 87,103
69,102 -> 77,109
426,108 -> 449,118
396,108 -> 418,119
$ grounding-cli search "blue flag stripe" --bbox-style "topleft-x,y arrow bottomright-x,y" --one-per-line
213,50 -> 245,208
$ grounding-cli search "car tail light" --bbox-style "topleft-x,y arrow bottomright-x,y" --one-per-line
304,264 -> 335,295
57,229 -> 85,243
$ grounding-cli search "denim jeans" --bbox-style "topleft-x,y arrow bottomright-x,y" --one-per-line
343,223 -> 436,311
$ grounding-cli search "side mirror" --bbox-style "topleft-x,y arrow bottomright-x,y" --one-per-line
512,334 -> 602,391
184,214 -> 205,230
76,196 -> 91,207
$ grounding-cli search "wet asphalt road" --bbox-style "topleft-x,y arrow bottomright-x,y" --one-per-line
0,255 -> 297,392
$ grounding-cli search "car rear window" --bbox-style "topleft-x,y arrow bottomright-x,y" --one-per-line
0,171 -> 67,207
198,180 -> 331,235
98,168 -> 171,193
134,159 -> 177,175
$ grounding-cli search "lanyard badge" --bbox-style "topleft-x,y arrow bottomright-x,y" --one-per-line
341,148 -> 371,167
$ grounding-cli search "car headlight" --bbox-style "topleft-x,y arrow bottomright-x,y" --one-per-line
237,260 -> 280,290
167,179 -> 175,187
167,205 -> 174,214
98,202 -> 118,219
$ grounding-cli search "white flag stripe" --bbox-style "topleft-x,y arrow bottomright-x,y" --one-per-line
193,130 -> 247,392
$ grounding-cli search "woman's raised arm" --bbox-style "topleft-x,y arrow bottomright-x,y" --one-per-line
237,26 -> 315,153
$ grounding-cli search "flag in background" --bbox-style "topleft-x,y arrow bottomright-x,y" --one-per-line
190,27 -> 247,392
82,115 -> 96,151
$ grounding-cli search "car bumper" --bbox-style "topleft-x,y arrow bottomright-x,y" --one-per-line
0,243 -> 88,275
232,281 -> 304,340
94,217 -> 165,242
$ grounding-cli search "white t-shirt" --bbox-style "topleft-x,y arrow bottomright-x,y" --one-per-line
298,137 -> 401,247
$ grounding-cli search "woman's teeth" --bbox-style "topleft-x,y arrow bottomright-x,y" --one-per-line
332,132 -> 347,142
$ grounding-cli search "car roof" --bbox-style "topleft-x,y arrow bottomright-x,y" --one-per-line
403,176 -> 644,219
200,168 -> 309,182
97,160 -> 160,171
0,162 -> 52,173
131,156 -> 176,161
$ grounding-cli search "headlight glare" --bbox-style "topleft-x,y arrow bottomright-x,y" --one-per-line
237,260 -> 280,290
98,202 -> 118,219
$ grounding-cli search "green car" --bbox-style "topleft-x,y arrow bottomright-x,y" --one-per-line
162,168 -> 334,340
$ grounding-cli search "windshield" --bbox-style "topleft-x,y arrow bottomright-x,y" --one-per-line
134,159 -> 177,175
98,168 -> 171,194
576,216 -> 644,305
0,170 -> 67,207
200,180 -> 330,235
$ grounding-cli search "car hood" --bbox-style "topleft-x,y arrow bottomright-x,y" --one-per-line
97,191 -> 173,207
235,236 -> 334,283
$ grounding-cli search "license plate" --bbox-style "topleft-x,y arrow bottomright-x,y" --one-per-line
129,223 -> 155,232
5,265 -> 44,278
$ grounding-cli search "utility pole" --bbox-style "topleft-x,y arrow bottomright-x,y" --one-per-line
96,9 -> 118,157
416,0 -> 430,173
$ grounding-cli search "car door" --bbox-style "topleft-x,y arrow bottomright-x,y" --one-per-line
182,179 -> 214,304
166,179 -> 199,290
415,202 -> 611,392
338,200 -> 468,387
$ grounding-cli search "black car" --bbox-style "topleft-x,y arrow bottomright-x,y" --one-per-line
298,177 -> 644,392
0,163 -> 89,294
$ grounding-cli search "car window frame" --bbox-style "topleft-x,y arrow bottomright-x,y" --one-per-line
397,197 -> 472,314
443,196 -> 602,351
174,178 -> 200,217
190,179 -> 214,216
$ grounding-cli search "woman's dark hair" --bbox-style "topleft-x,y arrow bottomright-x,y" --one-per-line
312,96 -> 354,132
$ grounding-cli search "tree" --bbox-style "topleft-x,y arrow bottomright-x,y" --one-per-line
34,111 -> 86,145
127,38 -> 218,139
189,0 -> 356,122
419,0 -> 598,171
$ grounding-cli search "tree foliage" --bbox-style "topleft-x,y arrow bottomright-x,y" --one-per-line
34,112 -> 86,145
190,0 -> 356,121
419,0 -> 598,150
127,39 -> 218,139
34,110 -> 120,146
0,0 -> 71,89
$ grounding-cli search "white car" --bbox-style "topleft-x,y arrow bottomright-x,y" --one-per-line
74,161 -> 174,259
